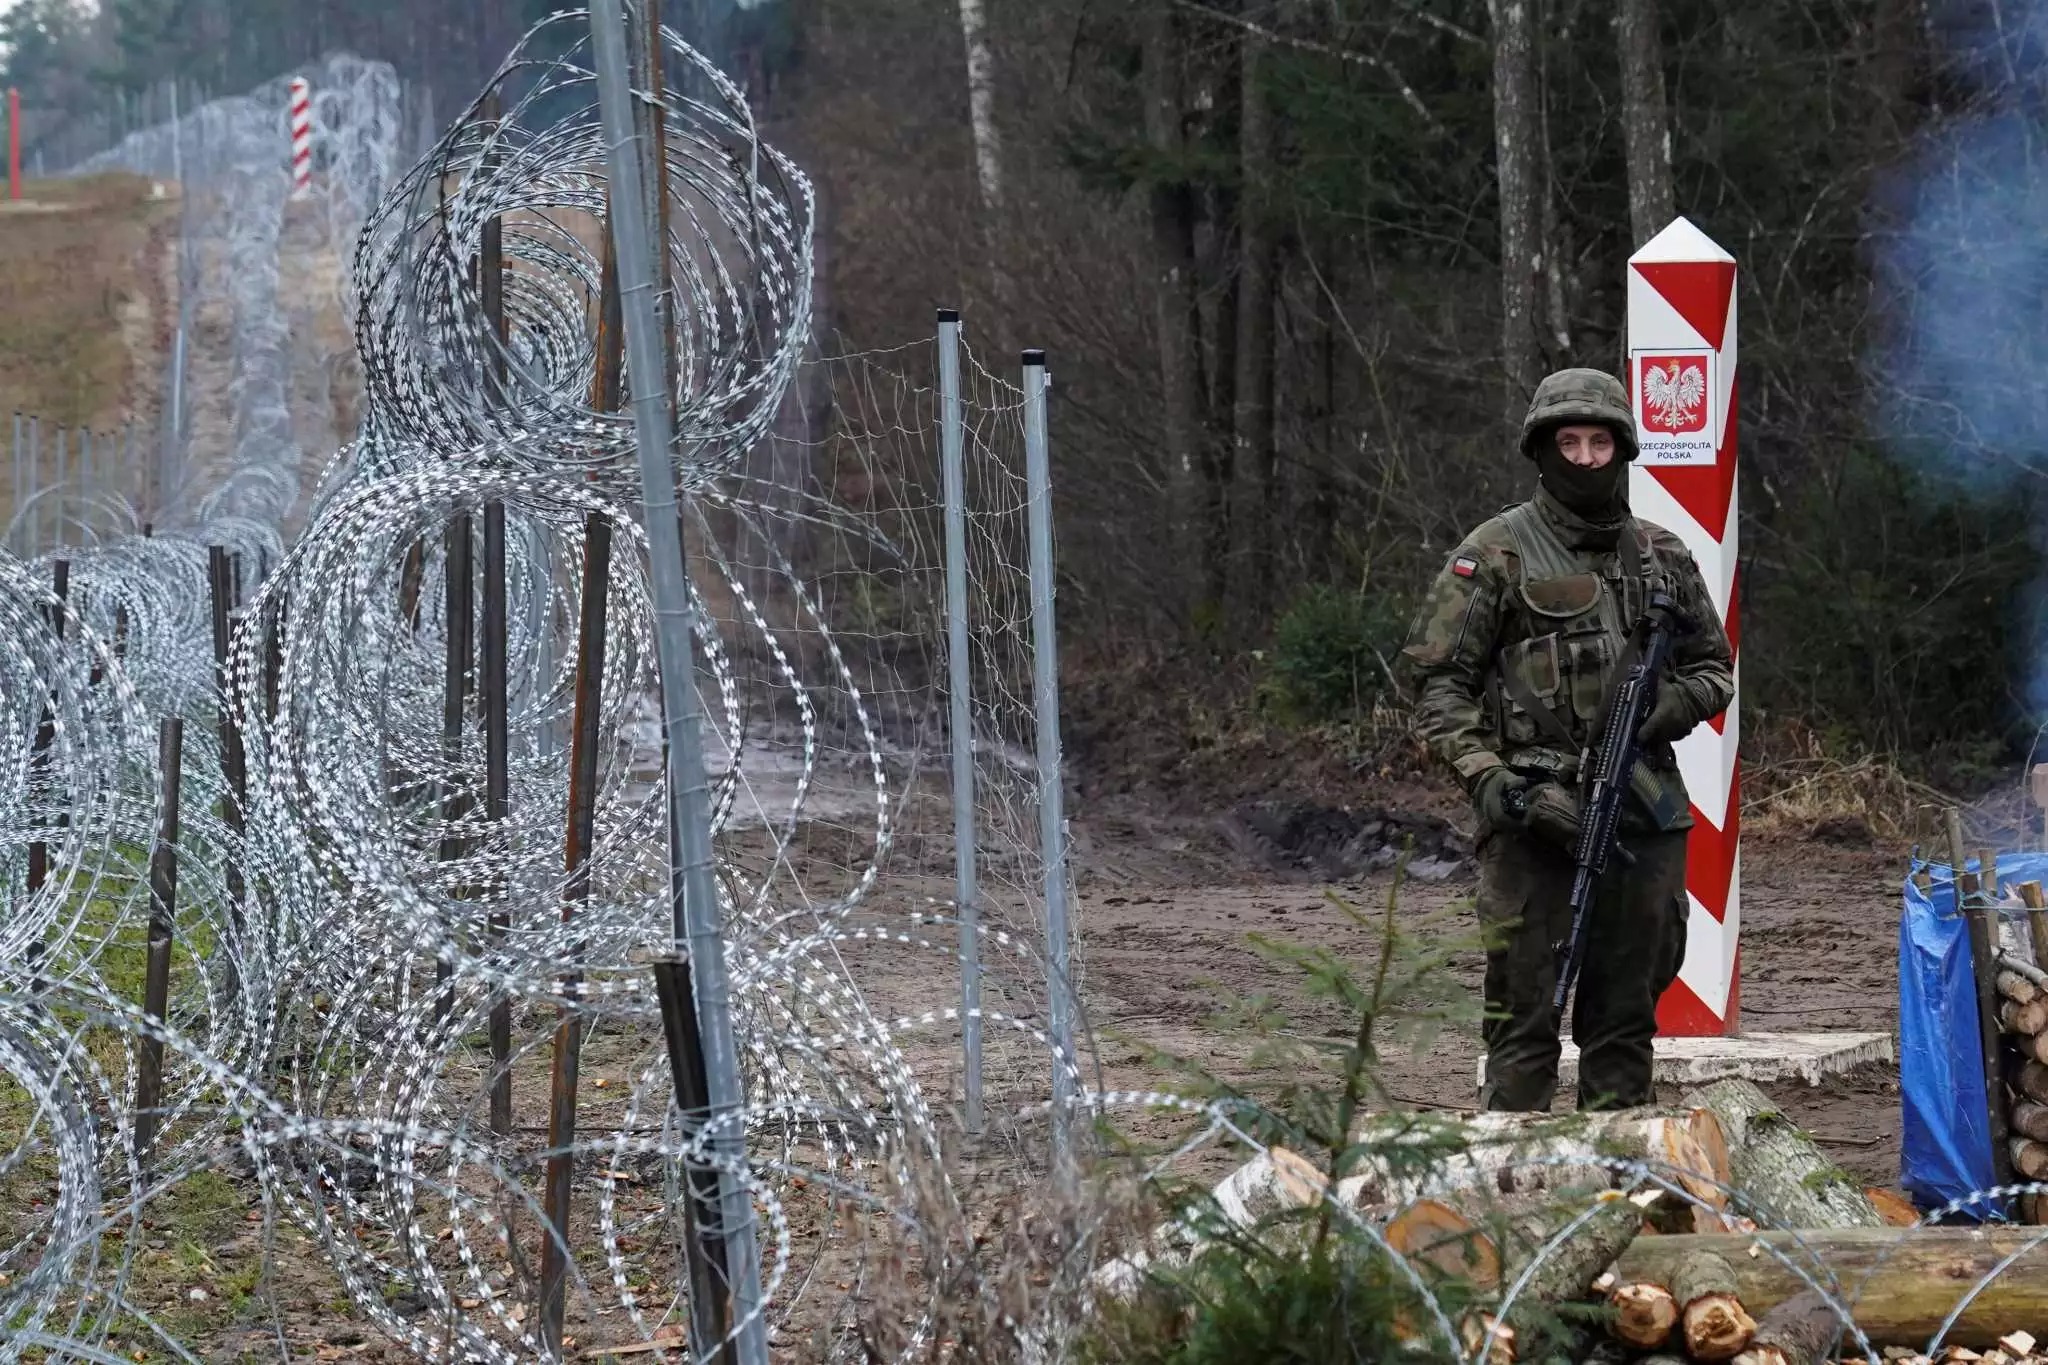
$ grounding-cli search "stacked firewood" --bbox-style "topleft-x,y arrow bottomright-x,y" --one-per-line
1992,941 -> 2048,1205
1117,1078 -> 2048,1363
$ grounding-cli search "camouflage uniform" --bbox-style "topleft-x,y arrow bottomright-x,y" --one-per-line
1400,370 -> 1734,1113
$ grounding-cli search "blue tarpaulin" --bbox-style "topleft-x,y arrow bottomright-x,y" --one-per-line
1899,854 -> 2041,1219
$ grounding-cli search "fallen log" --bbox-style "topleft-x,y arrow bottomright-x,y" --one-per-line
2018,1059 -> 2048,1105
1672,1249 -> 1758,1361
1333,1109 -> 1728,1208
2010,1137 -> 2048,1182
1685,1079 -> 1883,1229
1211,1145 -> 1328,1227
1611,1228 -> 2048,1348
1500,1190 -> 1651,1355
2017,1032 -> 2048,1066
1728,1291 -> 1844,1365
1607,1281 -> 1678,1350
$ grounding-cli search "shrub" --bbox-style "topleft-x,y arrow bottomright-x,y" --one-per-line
1261,584 -> 1411,725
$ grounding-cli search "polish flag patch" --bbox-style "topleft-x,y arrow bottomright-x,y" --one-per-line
1451,556 -> 1478,579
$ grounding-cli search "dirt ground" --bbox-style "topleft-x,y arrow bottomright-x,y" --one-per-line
1071,800 -> 1903,1183
836,792 -> 1909,1193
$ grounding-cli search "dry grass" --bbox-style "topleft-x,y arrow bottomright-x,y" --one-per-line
1742,717 -> 1948,842
0,173 -> 176,429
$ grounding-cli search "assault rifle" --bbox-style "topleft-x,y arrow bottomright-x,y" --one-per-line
1542,590 -> 1687,1023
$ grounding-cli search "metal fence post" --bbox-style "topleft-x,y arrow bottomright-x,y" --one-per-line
1021,349 -> 1076,1175
10,412 -> 20,555
587,2 -> 766,1359
937,309 -> 983,1137
80,427 -> 93,541
28,416 -> 39,555
53,426 -> 67,546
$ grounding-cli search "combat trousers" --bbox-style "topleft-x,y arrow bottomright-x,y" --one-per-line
1475,827 -> 1689,1112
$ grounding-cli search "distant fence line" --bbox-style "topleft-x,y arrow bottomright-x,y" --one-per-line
5,412 -> 156,556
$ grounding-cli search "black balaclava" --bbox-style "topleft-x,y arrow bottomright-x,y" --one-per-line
1536,429 -> 1628,520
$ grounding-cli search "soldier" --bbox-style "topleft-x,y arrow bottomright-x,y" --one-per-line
1400,368 -> 1734,1112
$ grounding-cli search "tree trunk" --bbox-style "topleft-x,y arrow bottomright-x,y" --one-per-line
1488,0 -> 1543,428
1237,26 -> 1279,614
1536,0 -> 1572,364
1685,1079 -> 1883,1229
1614,1228 -> 2048,1348
1140,4 -> 1208,613
1207,180 -> 1237,623
956,0 -> 1003,218
1617,0 -> 1676,249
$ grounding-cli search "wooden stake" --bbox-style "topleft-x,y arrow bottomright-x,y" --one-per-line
134,717 -> 183,1174
539,190 -> 624,1359
1950,809 -> 2016,1189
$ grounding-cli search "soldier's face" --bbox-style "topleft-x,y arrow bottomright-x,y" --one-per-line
1554,424 -> 1616,469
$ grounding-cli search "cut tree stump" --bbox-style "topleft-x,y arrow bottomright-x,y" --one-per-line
1684,1079 -> 1883,1229
1672,1249 -> 1758,1361
1608,1280 -> 1679,1350
1612,1228 -> 2048,1347
1728,1291 -> 1844,1365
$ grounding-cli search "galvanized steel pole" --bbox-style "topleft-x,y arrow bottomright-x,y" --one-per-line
938,310 -> 983,1136
586,1 -> 767,1356
1022,350 -> 1076,1173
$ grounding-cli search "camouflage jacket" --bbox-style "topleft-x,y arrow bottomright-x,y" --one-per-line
1399,489 -> 1735,828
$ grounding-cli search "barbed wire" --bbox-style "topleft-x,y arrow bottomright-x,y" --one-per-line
8,9 -> 2042,1365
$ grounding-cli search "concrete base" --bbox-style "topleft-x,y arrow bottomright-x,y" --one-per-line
1475,1031 -> 1895,1096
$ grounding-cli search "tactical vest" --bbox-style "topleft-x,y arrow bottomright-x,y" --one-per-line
1487,501 -> 1689,831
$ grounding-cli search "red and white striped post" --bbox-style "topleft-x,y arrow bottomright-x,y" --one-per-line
9,87 -> 21,201
288,77 -> 312,199
1627,217 -> 1741,1038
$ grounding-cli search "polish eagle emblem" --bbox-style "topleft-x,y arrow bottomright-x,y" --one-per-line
1641,358 -> 1708,432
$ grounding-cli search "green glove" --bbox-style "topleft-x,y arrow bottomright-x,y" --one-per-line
1637,686 -> 1694,745
1524,783 -> 1582,851
1473,768 -> 1530,832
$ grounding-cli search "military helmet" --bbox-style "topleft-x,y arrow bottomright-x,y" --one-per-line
1519,367 -> 1638,462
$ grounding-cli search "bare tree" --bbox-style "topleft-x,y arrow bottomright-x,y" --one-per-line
1489,0 -> 1542,424
1617,0 -> 1675,248
1237,23 -> 1279,608
1142,2 -> 1216,615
